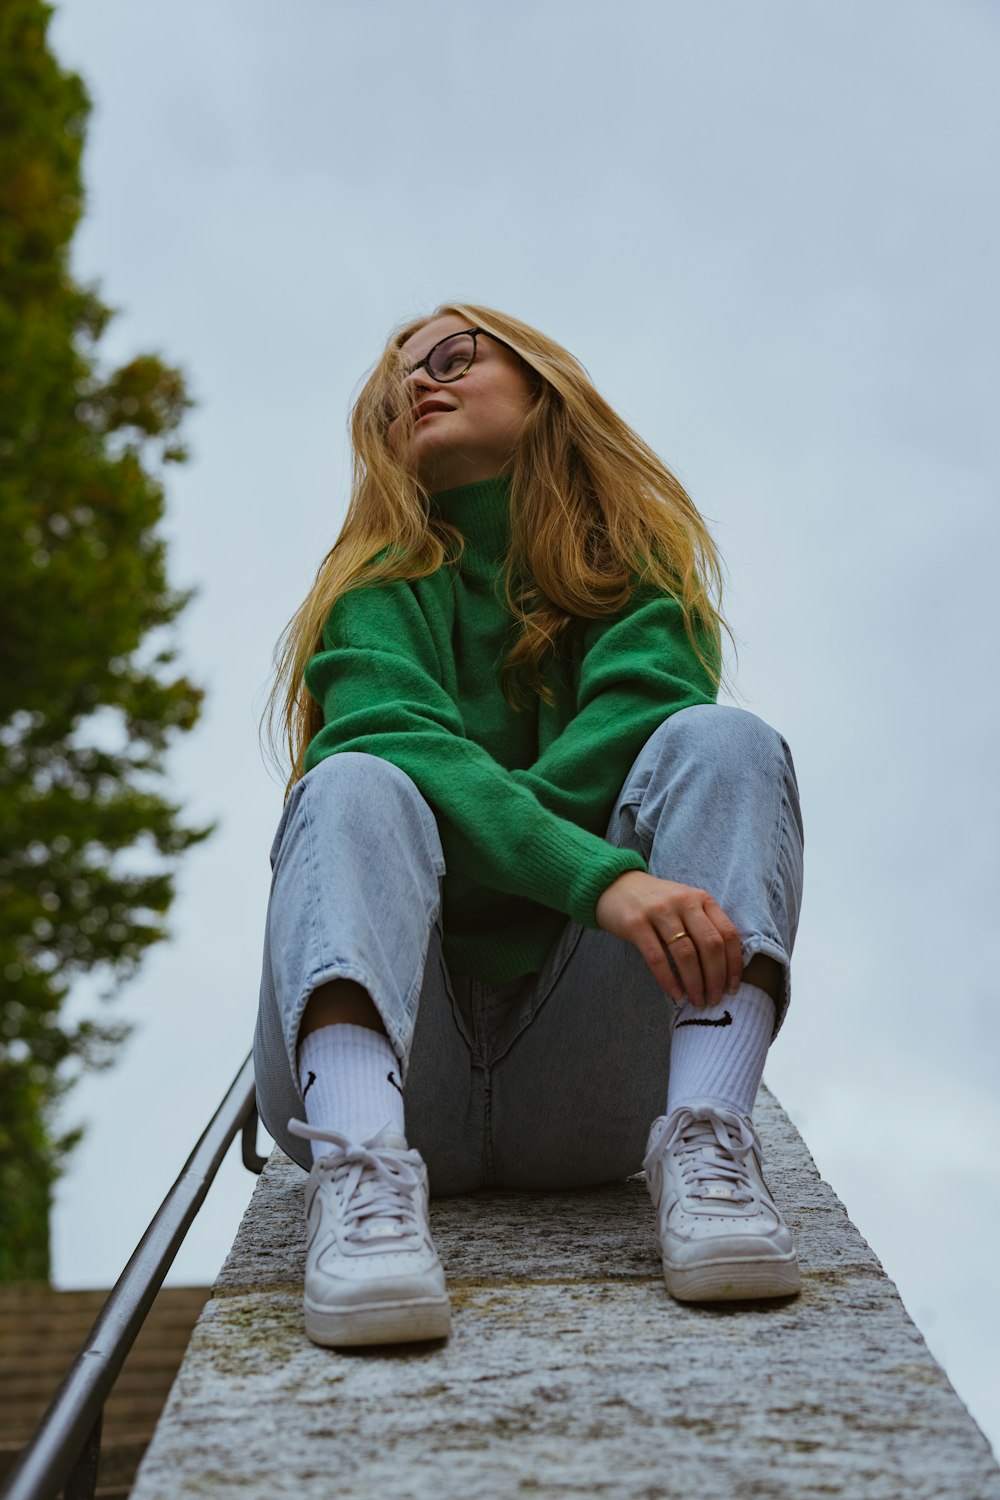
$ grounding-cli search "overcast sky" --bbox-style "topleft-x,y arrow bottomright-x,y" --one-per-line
47,0 -> 999,1457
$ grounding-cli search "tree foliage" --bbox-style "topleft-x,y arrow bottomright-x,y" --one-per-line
0,0 -> 210,1280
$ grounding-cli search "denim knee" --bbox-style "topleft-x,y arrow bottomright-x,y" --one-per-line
657,703 -> 793,777
295,752 -> 445,873
302,748 -> 422,802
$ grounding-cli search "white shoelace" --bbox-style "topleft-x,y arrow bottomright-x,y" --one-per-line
290,1123 -> 423,1244
664,1109 -> 759,1205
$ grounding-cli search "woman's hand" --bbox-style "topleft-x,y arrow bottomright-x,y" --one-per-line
595,870 -> 742,1008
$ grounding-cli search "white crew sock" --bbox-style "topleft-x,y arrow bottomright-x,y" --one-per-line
298,1023 -> 405,1159
666,982 -> 775,1121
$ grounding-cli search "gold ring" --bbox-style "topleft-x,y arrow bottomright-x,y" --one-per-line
665,930 -> 688,946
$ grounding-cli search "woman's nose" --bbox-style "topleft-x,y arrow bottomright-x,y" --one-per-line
405,364 -> 443,394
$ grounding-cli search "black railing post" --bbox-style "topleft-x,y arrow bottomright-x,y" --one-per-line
62,1408 -> 101,1500
240,1096 -> 268,1175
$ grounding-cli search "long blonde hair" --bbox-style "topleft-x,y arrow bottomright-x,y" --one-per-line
267,303 -> 729,790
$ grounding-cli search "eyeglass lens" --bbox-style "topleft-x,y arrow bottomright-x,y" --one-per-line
424,332 -> 476,382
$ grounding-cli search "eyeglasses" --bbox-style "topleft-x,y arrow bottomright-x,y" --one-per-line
403,327 -> 492,384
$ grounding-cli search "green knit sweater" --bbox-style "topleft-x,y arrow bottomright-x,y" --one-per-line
304,476 -> 718,982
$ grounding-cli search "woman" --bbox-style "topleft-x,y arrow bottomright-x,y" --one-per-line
256,305 -> 804,1348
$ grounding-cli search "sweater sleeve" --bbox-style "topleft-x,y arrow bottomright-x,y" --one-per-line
510,586 -> 719,834
303,578 -> 647,928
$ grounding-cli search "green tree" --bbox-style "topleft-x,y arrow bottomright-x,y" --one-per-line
0,0 -> 210,1280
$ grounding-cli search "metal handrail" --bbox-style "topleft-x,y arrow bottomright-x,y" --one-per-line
2,1050 -> 267,1500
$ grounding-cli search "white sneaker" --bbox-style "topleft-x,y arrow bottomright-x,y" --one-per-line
288,1121 -> 452,1346
642,1101 -> 801,1302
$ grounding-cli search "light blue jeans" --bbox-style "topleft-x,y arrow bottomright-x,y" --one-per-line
254,705 -> 803,1194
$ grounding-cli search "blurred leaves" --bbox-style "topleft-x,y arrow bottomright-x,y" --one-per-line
0,0 -> 210,1280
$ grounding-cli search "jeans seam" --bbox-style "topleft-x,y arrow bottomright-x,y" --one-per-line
504,922 -> 586,1060
302,781 -> 326,984
764,747 -> 792,946
483,1068 -> 495,1187
397,941 -> 432,1072
407,766 -> 446,877
278,784 -> 326,1081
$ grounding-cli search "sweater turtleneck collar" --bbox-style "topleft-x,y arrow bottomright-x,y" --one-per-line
430,474 -> 511,562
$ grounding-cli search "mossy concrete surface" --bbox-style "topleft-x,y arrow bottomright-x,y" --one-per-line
131,1088 -> 1000,1498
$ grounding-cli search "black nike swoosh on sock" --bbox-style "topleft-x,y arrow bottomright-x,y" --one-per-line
676,1009 -> 734,1029
387,1070 -> 404,1097
302,1069 -> 317,1099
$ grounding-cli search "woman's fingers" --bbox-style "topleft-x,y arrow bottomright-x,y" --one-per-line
594,871 -> 743,1007
704,896 -> 744,996
661,930 -> 706,1005
637,933 -> 686,1004
658,893 -> 742,1008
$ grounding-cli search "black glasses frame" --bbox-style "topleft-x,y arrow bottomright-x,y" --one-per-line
404,327 -> 492,384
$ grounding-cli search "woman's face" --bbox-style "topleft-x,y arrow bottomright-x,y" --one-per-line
387,314 -> 537,493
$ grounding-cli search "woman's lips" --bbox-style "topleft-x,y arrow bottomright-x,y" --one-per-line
413,401 -> 453,422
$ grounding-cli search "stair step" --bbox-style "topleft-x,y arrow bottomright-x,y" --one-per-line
1,1436 -> 145,1487
0,1285 -> 210,1495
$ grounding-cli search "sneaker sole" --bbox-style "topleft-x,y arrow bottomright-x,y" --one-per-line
304,1294 -> 452,1347
662,1252 -> 801,1302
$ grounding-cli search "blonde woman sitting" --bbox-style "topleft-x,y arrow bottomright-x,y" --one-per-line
256,306 -> 804,1347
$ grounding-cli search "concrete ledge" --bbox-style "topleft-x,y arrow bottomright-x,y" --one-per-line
132,1088 -> 1000,1498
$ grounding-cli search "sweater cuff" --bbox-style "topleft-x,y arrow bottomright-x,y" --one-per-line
505,811 -> 648,930
568,846 -> 648,929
